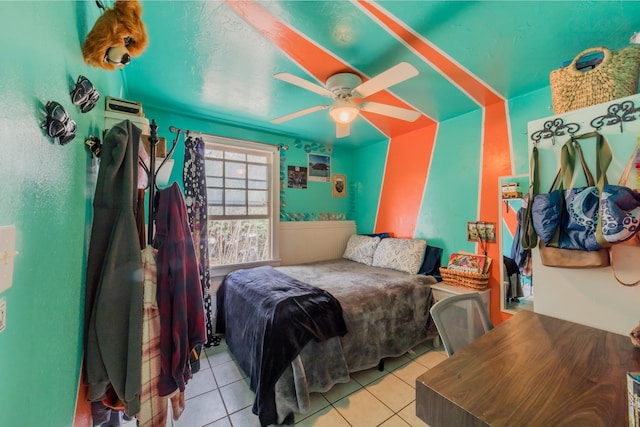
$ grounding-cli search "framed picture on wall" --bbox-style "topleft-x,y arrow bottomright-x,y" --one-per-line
467,221 -> 496,243
308,153 -> 330,182
332,174 -> 347,198
287,165 -> 307,189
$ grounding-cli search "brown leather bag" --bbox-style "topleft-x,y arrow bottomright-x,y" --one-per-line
539,242 -> 610,268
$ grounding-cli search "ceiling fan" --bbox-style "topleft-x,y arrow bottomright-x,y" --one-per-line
271,62 -> 421,138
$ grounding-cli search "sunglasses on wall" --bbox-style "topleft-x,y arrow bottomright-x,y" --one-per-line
70,75 -> 100,113
42,101 -> 76,145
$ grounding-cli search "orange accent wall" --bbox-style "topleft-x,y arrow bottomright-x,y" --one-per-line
359,1 -> 513,324
375,125 -> 437,237
479,102 -> 513,325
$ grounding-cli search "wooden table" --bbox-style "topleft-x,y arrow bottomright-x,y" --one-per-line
416,310 -> 640,427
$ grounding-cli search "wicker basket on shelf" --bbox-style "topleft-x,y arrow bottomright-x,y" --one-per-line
439,267 -> 489,290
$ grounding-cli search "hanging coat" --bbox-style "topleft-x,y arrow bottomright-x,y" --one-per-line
154,183 -> 206,396
84,120 -> 143,416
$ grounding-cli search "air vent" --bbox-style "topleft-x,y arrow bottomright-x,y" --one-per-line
105,96 -> 144,117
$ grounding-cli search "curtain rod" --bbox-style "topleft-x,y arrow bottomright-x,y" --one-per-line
169,126 -> 288,150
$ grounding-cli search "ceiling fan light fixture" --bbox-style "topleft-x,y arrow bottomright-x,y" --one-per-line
329,101 -> 358,124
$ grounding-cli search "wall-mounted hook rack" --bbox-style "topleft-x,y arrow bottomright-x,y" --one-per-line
590,100 -> 640,133
530,118 -> 581,146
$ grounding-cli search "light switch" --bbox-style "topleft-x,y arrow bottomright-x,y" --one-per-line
0,225 -> 17,294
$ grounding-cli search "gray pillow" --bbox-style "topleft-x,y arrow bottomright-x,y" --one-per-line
372,238 -> 427,274
342,234 -> 381,266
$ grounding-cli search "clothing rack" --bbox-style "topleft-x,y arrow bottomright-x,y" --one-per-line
144,119 -> 180,244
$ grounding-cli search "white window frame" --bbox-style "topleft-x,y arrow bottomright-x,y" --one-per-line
202,134 -> 280,277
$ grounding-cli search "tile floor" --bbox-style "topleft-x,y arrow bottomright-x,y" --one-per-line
161,338 -> 447,427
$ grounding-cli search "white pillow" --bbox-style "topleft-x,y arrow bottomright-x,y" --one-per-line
342,234 -> 381,266
372,238 -> 427,274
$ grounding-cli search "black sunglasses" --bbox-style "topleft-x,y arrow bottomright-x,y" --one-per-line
70,75 -> 100,113
42,101 -> 76,145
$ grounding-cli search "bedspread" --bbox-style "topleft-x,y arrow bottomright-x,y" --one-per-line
216,265 -> 347,426
273,259 -> 436,421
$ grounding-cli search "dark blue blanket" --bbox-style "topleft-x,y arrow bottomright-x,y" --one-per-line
216,266 -> 347,426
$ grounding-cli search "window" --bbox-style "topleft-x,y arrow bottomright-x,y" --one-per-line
203,135 -> 279,273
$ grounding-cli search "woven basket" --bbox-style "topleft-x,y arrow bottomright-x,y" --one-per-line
439,267 -> 489,290
550,45 -> 640,114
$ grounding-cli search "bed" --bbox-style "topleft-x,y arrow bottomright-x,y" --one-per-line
216,236 -> 439,426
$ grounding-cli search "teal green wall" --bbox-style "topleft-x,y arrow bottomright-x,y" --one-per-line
353,138 -> 389,233
0,2 -> 125,426
414,110 -> 484,257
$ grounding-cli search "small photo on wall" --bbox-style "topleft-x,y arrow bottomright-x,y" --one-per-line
332,174 -> 347,198
288,165 -> 308,189
467,221 -> 496,243
308,153 -> 330,182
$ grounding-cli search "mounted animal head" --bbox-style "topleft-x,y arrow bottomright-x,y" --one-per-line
82,0 -> 148,71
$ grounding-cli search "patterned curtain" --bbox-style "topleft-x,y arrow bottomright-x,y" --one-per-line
182,136 -> 214,346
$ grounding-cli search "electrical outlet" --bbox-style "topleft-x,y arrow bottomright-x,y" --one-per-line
0,298 -> 6,333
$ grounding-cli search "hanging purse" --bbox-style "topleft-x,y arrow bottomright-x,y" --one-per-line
593,134 -> 640,246
608,139 -> 640,286
532,133 -> 602,251
530,133 -> 610,267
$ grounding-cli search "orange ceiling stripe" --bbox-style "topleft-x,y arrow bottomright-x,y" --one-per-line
375,125 -> 437,238
225,0 -> 436,137
356,1 -> 503,106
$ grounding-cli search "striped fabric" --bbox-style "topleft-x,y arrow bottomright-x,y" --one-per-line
138,247 -> 167,427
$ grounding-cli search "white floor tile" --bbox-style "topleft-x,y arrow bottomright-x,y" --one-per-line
379,414 -> 411,427
205,344 -> 234,367
213,359 -> 247,387
391,360 -> 429,388
219,378 -> 254,414
294,406 -> 351,427
365,373 -> 415,412
168,347 -> 445,427
351,366 -> 386,386
383,354 -> 412,372
228,406 -> 261,427
407,342 -> 432,359
397,401 -> 429,427
174,389 -> 227,427
413,351 -> 447,369
185,367 -> 217,400
333,388 -> 394,427
321,378 -> 362,403
204,416 -> 232,427
294,392 -> 331,423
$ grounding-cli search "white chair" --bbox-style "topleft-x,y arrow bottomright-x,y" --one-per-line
430,292 -> 493,356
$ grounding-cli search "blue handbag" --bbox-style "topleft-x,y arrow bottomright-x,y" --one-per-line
532,134 -> 602,251
594,134 -> 640,246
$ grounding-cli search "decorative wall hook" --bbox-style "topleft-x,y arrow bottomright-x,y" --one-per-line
530,118 -> 580,146
590,100 -> 640,133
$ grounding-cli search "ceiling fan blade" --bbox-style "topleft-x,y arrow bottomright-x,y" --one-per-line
361,101 -> 421,122
336,122 -> 350,138
274,72 -> 334,98
271,105 -> 329,124
352,62 -> 419,98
